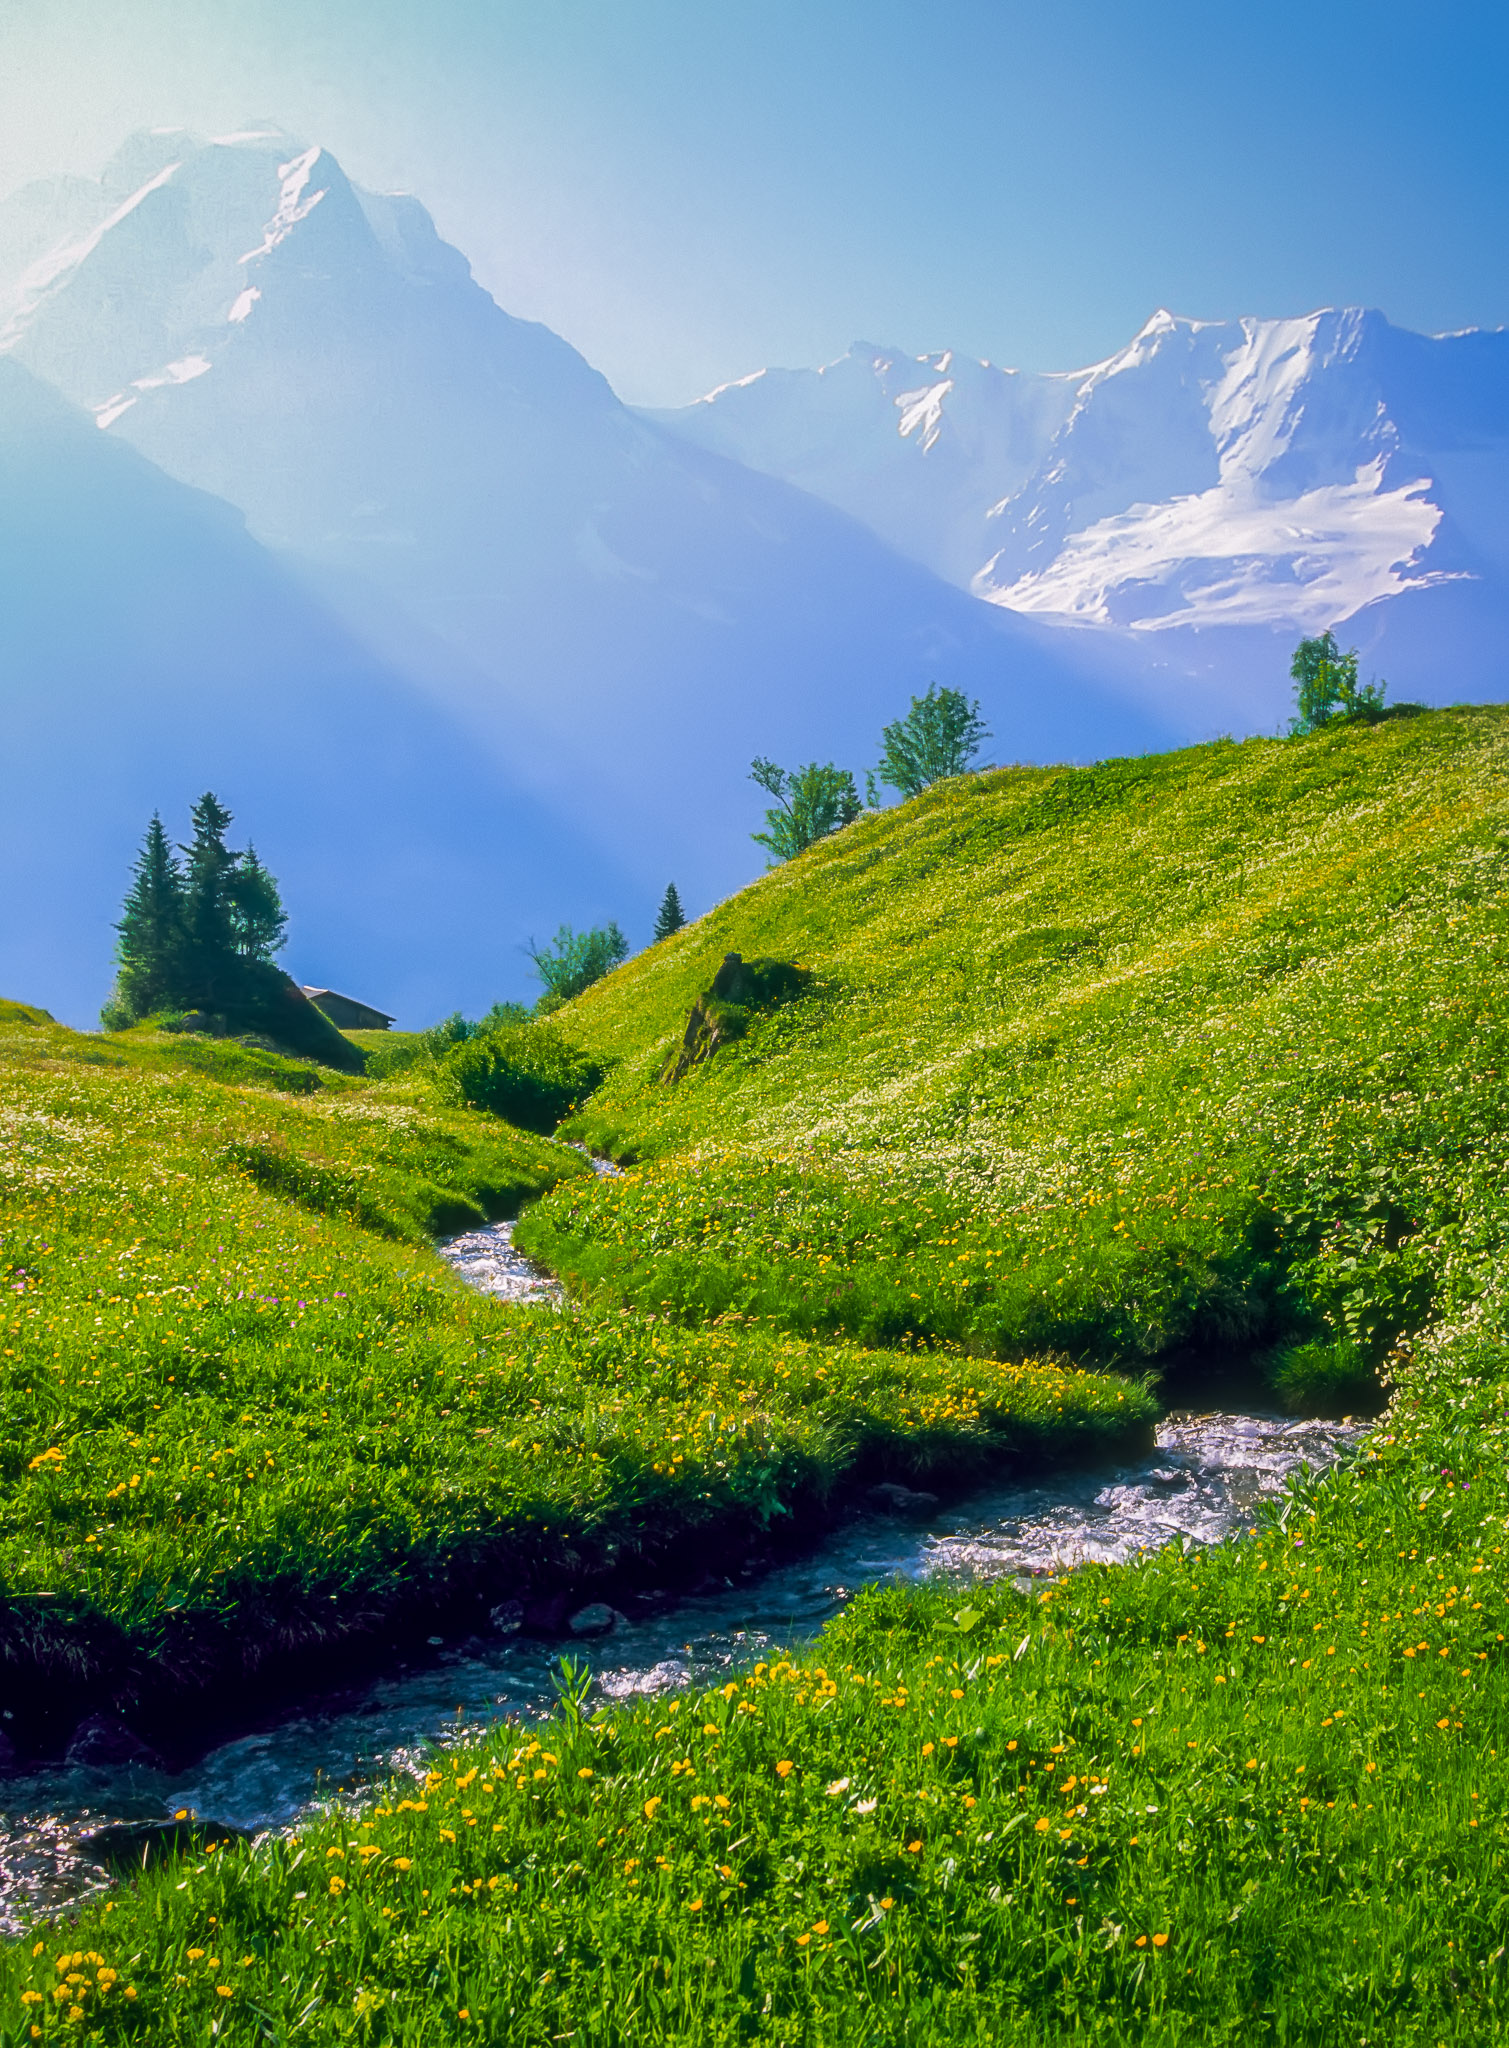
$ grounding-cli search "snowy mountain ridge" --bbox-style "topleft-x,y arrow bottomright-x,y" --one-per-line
652,307 -> 1509,637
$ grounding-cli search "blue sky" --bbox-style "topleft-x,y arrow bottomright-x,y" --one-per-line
2,0 -> 1505,404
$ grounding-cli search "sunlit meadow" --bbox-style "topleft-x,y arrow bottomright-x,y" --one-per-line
4,708 -> 1509,2039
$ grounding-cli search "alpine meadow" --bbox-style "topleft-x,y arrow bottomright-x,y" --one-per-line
3,704 -> 1509,2041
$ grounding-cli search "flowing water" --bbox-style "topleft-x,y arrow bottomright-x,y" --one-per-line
0,1209 -> 1365,1932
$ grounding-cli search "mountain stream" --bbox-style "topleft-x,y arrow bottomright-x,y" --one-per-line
0,1210 -> 1365,1933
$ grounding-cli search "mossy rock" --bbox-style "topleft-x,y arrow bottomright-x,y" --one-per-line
662,953 -> 810,1082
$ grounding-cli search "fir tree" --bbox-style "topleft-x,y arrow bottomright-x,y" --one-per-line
653,882 -> 688,942
108,813 -> 186,1023
226,844 -> 288,962
179,792 -> 242,1009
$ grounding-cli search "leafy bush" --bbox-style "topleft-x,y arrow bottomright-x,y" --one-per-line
443,1022 -> 609,1132
1289,631 -> 1389,734
526,925 -> 630,1007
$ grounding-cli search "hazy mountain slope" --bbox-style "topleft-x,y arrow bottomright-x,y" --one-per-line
654,313 -> 1509,722
0,131 -> 1162,911
646,344 -> 1084,587
0,358 -> 637,1027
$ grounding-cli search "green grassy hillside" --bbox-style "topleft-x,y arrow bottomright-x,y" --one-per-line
524,708 -> 1509,1407
7,709 -> 1509,2043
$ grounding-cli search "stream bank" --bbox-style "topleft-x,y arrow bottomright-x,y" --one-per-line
0,1208 -> 1364,1934
0,1400 -> 1361,1934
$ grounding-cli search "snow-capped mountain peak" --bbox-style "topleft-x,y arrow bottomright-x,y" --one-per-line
653,309 -> 1509,639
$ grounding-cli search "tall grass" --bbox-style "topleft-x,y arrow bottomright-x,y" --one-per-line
5,711 -> 1509,2041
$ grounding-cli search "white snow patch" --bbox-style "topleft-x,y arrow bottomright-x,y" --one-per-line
227,286 -> 261,324
0,161 -> 182,349
238,146 -> 327,264
93,395 -> 137,430
895,379 -> 953,451
131,354 -> 212,391
981,461 -> 1453,631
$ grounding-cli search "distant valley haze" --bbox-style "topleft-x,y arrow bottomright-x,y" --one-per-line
1,0 -> 1504,1027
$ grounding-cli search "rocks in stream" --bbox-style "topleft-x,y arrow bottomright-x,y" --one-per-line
489,1600 -> 525,1636
866,1482 -> 941,1518
567,1602 -> 625,1638
64,1716 -> 164,1771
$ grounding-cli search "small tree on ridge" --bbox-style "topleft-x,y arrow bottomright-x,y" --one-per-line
750,757 -> 861,864
1289,632 -> 1388,735
653,883 -> 688,942
526,923 -> 630,1008
872,684 -> 991,800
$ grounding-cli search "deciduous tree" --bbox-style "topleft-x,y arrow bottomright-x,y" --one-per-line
750,758 -> 861,863
872,685 -> 990,800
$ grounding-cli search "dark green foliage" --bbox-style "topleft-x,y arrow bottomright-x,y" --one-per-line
872,682 -> 991,799
527,923 -> 630,1006
1289,631 -> 1389,735
443,1021 -> 608,1132
177,791 -> 244,1008
111,795 -> 288,1019
750,757 -> 862,862
104,795 -> 361,1069
225,843 -> 287,961
108,813 -> 186,1024
1266,1337 -> 1381,1414
654,881 -> 688,942
709,952 -> 810,1009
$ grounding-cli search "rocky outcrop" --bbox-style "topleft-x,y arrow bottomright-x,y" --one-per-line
660,953 -> 810,1083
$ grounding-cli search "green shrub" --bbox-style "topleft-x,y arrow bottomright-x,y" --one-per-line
443,1022 -> 608,1133
1289,631 -> 1388,734
1266,1337 -> 1381,1414
527,925 -> 630,1005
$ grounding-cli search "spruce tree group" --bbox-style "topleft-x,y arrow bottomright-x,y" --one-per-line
105,793 -> 290,1028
